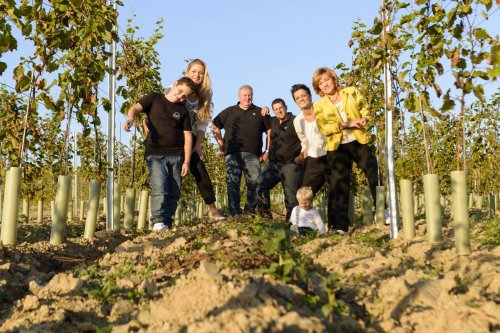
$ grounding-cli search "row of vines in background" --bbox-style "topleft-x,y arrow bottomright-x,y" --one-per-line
0,0 -> 498,205
339,0 -> 498,194
1,0 -> 121,202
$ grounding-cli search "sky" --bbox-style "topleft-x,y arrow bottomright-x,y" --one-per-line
1,0 -> 384,144
2,1 -> 498,146
117,0 -> 382,118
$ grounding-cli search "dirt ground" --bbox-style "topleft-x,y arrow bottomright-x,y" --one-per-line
0,207 -> 498,333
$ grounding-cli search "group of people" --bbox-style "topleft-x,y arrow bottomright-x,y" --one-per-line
124,59 -> 380,236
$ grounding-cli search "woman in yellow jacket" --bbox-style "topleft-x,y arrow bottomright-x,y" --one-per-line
312,67 -> 379,234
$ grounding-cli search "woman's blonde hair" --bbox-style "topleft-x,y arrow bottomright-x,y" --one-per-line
312,67 -> 340,97
186,59 -> 213,122
296,186 -> 314,202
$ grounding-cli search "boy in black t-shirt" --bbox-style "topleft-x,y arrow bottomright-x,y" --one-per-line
124,77 -> 196,232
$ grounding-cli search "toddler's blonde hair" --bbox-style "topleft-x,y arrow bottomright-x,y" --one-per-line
296,186 -> 314,202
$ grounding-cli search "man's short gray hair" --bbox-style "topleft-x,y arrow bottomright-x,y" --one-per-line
239,85 -> 253,93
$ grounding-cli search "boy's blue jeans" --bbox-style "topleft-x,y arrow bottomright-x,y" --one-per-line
146,155 -> 183,227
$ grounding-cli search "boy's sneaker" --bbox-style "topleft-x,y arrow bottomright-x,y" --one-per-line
289,225 -> 299,234
152,223 -> 169,233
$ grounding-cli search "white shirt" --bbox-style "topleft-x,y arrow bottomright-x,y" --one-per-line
293,112 -> 326,158
289,206 -> 326,234
335,101 -> 356,144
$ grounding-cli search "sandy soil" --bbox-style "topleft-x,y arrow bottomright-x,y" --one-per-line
0,209 -> 498,333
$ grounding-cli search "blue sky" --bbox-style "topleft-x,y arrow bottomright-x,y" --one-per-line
118,0 -> 382,118
0,0 -> 382,152
2,1 -> 498,145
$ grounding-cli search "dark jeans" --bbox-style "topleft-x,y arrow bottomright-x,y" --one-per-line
300,155 -> 333,226
146,155 -> 183,227
190,152 -> 216,205
225,152 -> 260,216
327,141 -> 379,232
256,161 -> 303,221
300,155 -> 330,195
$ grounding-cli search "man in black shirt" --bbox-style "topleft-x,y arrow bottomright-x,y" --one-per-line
124,77 -> 195,232
212,85 -> 271,216
256,98 -> 303,221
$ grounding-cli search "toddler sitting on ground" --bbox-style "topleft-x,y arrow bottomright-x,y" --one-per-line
289,186 -> 326,235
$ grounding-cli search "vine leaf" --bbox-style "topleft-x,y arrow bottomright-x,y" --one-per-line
15,75 -> 32,93
473,28 -> 490,39
441,90 -> 455,112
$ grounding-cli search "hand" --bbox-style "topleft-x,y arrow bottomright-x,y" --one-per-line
260,151 -> 269,162
212,125 -> 224,153
142,118 -> 151,134
194,145 -> 204,160
348,119 -> 364,129
181,162 -> 190,176
261,106 -> 270,116
342,120 -> 364,130
358,118 -> 367,128
294,154 -> 304,164
218,142 -> 225,154
123,118 -> 134,132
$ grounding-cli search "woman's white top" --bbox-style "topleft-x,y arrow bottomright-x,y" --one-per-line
184,97 -> 209,135
293,112 -> 327,158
